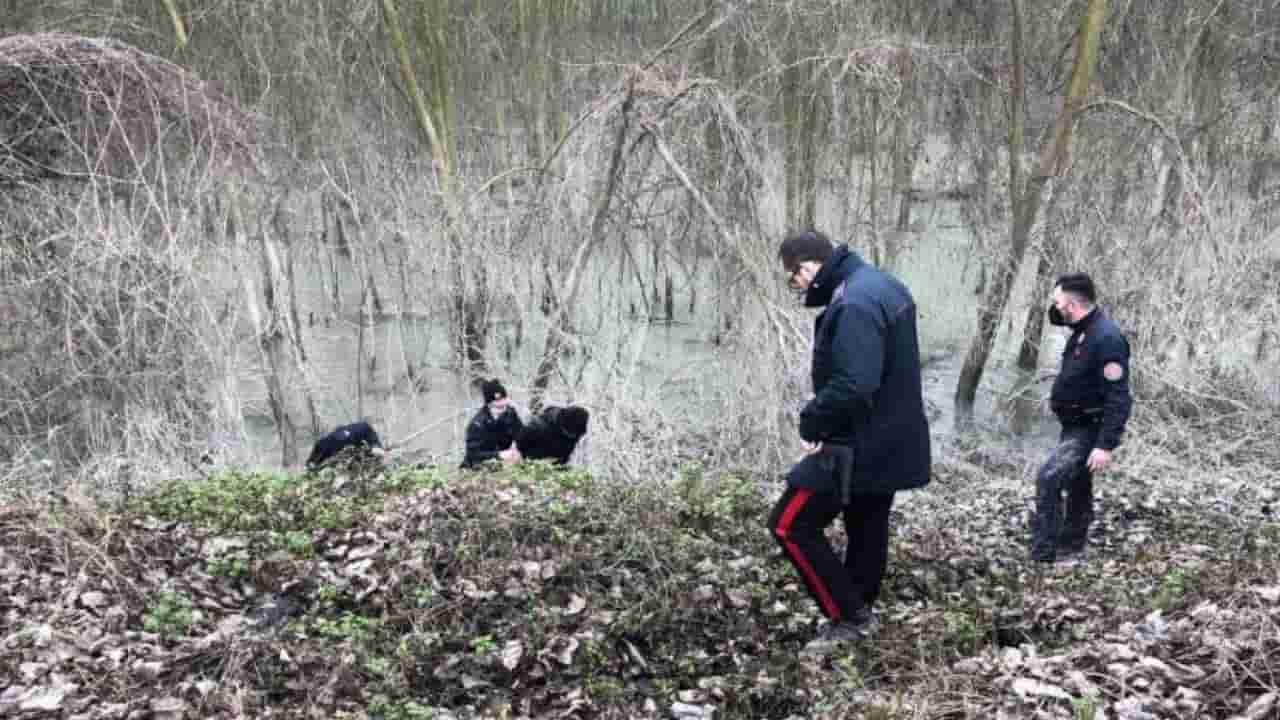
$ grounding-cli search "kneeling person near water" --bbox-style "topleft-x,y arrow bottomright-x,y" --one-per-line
461,379 -> 524,469
307,421 -> 384,470
516,405 -> 590,465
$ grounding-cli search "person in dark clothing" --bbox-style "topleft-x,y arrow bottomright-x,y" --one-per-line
461,379 -> 525,469
306,421 -> 383,470
516,405 -> 590,465
767,230 -> 931,651
1031,273 -> 1133,563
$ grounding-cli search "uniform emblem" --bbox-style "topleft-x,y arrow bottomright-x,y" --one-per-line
1103,362 -> 1124,381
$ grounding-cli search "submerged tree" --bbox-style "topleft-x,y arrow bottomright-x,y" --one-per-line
953,0 -> 1109,424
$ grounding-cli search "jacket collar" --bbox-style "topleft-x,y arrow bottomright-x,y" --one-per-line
803,244 -> 864,308
1073,306 -> 1102,333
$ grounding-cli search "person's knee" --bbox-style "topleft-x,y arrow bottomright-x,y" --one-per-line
1036,462 -> 1064,488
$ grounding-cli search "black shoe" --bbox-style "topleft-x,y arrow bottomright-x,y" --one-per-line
803,610 -> 879,654
849,606 -> 881,636
803,621 -> 865,654
1059,543 -> 1087,557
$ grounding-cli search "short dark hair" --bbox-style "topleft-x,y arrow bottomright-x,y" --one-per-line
1055,272 -> 1096,303
778,229 -> 834,271
481,378 -> 508,403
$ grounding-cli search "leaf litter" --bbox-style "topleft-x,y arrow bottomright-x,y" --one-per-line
2,424 -> 1278,719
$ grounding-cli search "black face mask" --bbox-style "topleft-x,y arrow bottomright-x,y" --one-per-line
1047,305 -> 1070,327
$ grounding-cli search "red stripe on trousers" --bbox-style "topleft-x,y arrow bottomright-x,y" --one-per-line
774,488 -> 842,621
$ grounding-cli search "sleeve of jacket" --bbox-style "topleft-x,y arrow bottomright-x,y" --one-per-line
464,415 -> 501,464
1095,333 -> 1132,451
799,302 -> 883,442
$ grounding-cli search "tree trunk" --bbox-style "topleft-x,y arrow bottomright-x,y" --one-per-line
664,274 -> 674,325
233,191 -> 320,467
1010,235 -> 1057,435
159,0 -> 188,49
382,0 -> 488,376
701,0 -> 722,193
892,54 -> 917,234
797,85 -> 825,230
782,34 -> 803,228
954,0 -> 1108,422
529,86 -> 634,410
867,91 -> 881,264
1248,98 -> 1276,200
271,193 -> 308,364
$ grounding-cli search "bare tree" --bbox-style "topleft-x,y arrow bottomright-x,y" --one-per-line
954,0 -> 1109,423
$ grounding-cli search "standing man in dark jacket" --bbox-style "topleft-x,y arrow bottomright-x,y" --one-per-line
1031,273 -> 1133,563
461,379 -> 524,469
767,230 -> 932,649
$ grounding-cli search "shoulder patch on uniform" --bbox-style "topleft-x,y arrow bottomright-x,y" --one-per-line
1103,362 -> 1124,381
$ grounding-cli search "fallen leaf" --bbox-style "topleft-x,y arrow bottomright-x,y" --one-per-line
195,680 -> 216,697
20,685 -> 72,712
501,640 -> 523,670
1251,586 -> 1280,604
151,696 -> 186,713
624,639 -> 649,670
1011,678 -> 1071,702
671,701 -> 715,719
551,636 -> 579,666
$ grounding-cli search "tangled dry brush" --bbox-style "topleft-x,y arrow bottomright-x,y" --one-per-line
0,32 -> 261,187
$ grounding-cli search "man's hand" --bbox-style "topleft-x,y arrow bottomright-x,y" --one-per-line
499,446 -> 523,464
801,441 -> 823,457
1087,448 -> 1112,473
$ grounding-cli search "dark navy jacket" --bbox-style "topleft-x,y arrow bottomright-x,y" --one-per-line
461,407 -> 523,469
1050,307 -> 1132,450
516,406 -> 587,465
789,246 -> 931,495
306,421 -> 382,469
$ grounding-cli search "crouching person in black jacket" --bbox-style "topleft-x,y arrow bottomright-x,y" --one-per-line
516,405 -> 589,465
307,421 -> 384,470
767,230 -> 931,653
461,379 -> 524,469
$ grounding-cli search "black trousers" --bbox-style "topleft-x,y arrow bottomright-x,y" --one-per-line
768,487 -> 895,622
1030,424 -> 1099,561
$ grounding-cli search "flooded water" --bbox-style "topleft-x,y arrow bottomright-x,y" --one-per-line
221,197 -> 1065,470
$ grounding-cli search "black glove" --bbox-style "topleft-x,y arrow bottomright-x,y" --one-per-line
798,400 -> 824,443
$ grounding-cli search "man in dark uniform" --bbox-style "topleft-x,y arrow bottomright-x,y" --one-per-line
516,405 -> 590,465
306,421 -> 383,470
766,230 -> 932,650
461,379 -> 524,469
1031,272 -> 1133,563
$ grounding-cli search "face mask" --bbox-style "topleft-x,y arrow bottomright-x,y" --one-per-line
1048,305 -> 1069,327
